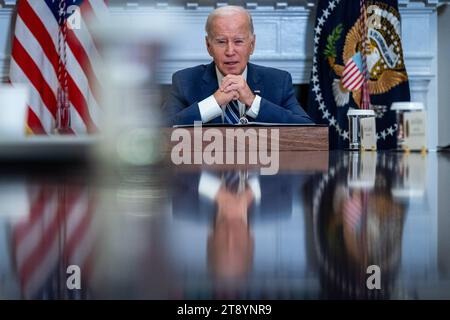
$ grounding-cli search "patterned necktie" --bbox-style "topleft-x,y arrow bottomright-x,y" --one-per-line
224,100 -> 240,124
222,171 -> 248,194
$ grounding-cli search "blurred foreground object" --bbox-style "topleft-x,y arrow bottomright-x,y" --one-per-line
391,102 -> 427,152
0,84 -> 29,139
92,14 -> 175,167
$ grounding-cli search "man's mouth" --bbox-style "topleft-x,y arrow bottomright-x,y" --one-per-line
224,61 -> 239,66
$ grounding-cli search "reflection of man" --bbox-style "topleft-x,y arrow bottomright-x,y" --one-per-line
164,6 -> 313,126
170,170 -> 295,286
196,171 -> 257,280
206,175 -> 255,280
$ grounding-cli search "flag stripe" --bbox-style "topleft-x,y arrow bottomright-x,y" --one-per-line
16,192 -> 59,285
66,22 -> 102,103
10,58 -> 56,133
12,37 -> 57,117
27,108 -> 47,134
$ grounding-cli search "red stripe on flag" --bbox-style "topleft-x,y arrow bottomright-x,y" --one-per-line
64,197 -> 94,261
12,37 -> 57,117
12,187 -> 52,245
17,0 -> 60,76
26,107 -> 47,135
343,63 -> 358,82
348,75 -> 364,91
67,76 -> 98,133
66,28 -> 102,104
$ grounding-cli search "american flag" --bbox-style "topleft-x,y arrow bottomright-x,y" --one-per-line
342,52 -> 364,92
11,183 -> 98,299
9,0 -> 108,135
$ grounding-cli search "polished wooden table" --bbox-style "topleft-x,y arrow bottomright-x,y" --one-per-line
1,139 -> 449,300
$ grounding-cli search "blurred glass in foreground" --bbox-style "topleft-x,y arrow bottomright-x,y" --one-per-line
91,14 -> 174,168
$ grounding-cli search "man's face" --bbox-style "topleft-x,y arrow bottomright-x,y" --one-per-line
206,13 -> 255,76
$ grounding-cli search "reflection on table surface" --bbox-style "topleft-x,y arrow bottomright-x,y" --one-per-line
0,151 -> 449,299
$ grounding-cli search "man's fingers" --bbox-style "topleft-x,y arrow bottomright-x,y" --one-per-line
220,78 -> 239,91
223,83 -> 240,93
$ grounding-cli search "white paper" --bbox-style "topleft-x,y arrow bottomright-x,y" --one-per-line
359,117 -> 377,151
403,111 -> 427,151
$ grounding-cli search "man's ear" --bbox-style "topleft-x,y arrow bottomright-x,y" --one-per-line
206,36 -> 213,57
250,34 -> 256,55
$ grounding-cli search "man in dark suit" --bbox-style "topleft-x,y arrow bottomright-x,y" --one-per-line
163,5 -> 313,126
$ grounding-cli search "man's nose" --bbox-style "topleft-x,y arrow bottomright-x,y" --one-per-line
225,42 -> 235,55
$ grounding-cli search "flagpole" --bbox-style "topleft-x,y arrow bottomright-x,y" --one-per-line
56,0 -> 71,134
360,0 -> 371,110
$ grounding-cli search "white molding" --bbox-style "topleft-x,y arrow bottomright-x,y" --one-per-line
104,0 -> 448,9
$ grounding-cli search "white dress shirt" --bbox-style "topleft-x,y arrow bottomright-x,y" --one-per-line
198,171 -> 261,206
197,66 -> 262,123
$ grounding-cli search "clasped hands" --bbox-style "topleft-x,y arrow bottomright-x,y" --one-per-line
215,185 -> 254,217
213,75 -> 255,109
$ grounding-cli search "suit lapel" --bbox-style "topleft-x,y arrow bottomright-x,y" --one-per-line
201,62 -> 219,98
247,63 -> 263,96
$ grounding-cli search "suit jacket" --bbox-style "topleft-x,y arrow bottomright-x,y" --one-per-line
163,62 -> 314,126
171,171 -> 297,223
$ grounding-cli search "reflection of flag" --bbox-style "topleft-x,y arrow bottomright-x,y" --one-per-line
308,0 -> 410,149
11,184 -> 97,299
343,194 -> 363,235
9,0 -> 108,134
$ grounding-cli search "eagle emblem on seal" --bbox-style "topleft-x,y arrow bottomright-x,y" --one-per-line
325,3 -> 408,117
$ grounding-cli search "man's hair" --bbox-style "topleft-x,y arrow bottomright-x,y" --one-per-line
205,5 -> 254,39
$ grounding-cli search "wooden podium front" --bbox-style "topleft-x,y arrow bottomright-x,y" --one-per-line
164,125 -> 328,152
164,125 -> 329,171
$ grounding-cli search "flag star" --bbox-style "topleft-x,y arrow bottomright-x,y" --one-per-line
315,25 -> 322,34
342,131 -> 349,140
316,92 -> 323,101
387,127 -> 394,136
312,84 -> 320,93
312,65 -> 318,73
314,35 -> 320,44
319,102 -> 326,110
323,9 -> 330,18
381,130 -> 387,139
318,16 -> 325,26
312,75 -> 319,83
330,1 -> 336,10
329,117 -> 336,126
322,110 -> 330,119
375,133 -> 380,140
